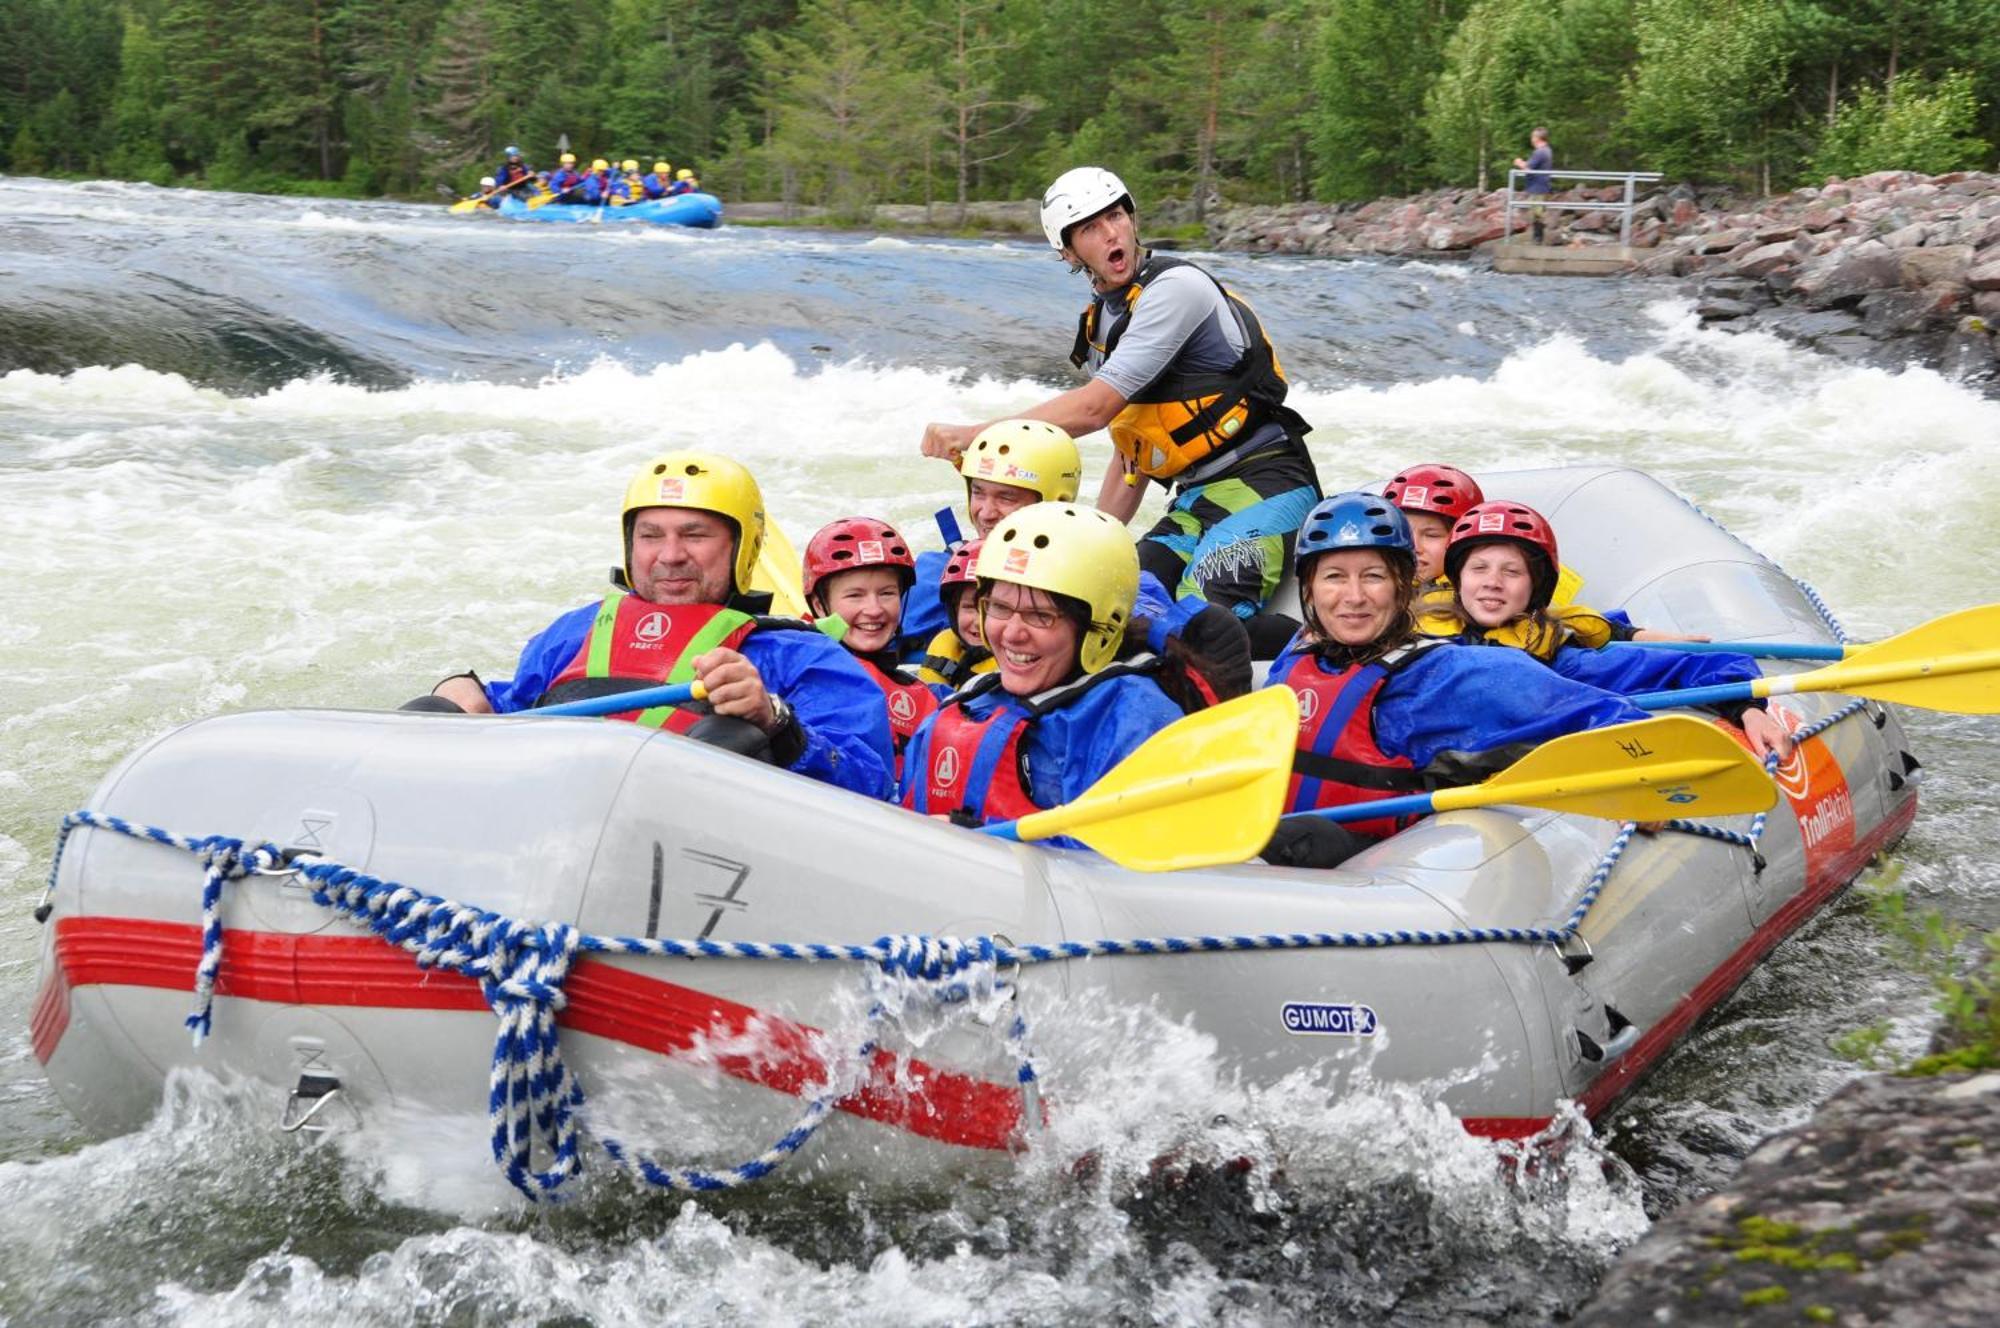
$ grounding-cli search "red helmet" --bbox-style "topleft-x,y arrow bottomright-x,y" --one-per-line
1384,463 -> 1484,521
1444,500 -> 1560,607
940,537 -> 984,605
802,517 -> 915,605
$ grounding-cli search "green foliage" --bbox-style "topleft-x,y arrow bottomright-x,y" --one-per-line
1837,871 -> 2000,1076
1811,71 -> 1992,181
1623,0 -> 1791,185
1310,0 -> 1467,201
6,0 -> 1999,204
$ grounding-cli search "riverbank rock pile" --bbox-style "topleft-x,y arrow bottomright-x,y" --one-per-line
1210,186 -> 1622,259
1650,170 -> 2000,371
1211,170 -> 2000,374
1575,1070 -> 2000,1325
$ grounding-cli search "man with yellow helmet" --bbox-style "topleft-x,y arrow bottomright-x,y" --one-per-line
424,451 -> 893,798
669,167 -> 699,196
896,419 -> 1082,659
641,161 -> 673,200
579,158 -> 629,205
919,166 -> 1320,654
900,502 -> 1194,832
547,152 -> 585,204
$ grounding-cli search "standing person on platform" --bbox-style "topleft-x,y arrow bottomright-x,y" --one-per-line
918,167 -> 1321,656
1515,128 -> 1555,244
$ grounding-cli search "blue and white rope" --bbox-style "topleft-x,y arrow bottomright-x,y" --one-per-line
33,777 -> 1796,1199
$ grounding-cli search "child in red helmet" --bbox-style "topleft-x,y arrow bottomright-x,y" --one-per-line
1384,462 -> 1484,589
1433,500 -> 1792,759
803,518 -> 940,778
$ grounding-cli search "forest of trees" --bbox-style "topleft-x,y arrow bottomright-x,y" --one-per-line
2,0 -> 1996,215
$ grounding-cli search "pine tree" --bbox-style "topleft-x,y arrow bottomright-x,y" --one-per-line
1310,0 -> 1467,200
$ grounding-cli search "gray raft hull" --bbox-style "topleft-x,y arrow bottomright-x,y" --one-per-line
31,467 -> 1921,1180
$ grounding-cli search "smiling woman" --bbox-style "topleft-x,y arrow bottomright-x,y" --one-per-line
902,502 -> 1187,831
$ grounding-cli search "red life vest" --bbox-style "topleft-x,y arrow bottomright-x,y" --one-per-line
1269,640 -> 1445,839
903,658 -> 1177,825
539,593 -> 756,730
905,680 -> 1041,824
854,655 -> 940,778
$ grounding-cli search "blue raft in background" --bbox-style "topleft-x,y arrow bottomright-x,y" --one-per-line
495,191 -> 723,229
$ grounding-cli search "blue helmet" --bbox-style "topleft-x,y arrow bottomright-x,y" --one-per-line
1293,491 -> 1414,576
504,145 -> 522,157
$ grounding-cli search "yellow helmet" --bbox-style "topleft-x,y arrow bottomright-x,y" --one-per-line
676,168 -> 694,181
958,419 -> 1082,503
975,502 -> 1136,675
621,159 -> 638,172
620,452 -> 767,597
590,157 -> 609,171
559,152 -> 577,165
653,161 -> 670,174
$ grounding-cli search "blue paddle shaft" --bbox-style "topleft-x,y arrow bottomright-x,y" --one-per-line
1628,680 -> 1756,710
533,682 -> 698,717
1301,792 -> 1439,825
1627,640 -> 1844,661
935,506 -> 964,547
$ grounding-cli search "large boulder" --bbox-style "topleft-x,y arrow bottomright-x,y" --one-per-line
1858,284 -> 1964,338
1575,1072 -> 2000,1327
1792,240 -> 1902,308
1899,244 -> 1975,289
1968,257 -> 2000,291
1731,237 -> 1810,278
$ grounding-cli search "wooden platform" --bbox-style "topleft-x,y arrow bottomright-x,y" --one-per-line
1492,243 -> 1638,276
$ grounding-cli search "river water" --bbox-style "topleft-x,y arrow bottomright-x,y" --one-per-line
1,176 -> 1995,1325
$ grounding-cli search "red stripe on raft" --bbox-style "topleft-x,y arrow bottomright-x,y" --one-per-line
49,918 -> 1023,1151
1573,792 -> 1918,1121
29,965 -> 71,1066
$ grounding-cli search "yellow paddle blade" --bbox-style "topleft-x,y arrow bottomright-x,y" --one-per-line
1766,603 -> 2000,714
1010,687 -> 1299,872
527,192 -> 553,208
1430,715 -> 1777,821
449,198 -> 480,213
752,515 -> 808,618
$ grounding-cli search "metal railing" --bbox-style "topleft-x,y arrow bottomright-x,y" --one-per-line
1504,169 -> 1663,246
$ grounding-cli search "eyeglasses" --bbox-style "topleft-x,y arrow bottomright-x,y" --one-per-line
978,595 -> 1062,631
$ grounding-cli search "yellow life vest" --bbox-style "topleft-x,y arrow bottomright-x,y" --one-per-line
1418,595 -> 1618,662
914,627 -> 996,690
1069,255 -> 1295,481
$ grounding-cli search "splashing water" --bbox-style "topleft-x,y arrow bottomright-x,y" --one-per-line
1,177 -> 1995,1323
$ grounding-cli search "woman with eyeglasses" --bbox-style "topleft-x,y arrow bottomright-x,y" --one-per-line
900,502 -> 1214,835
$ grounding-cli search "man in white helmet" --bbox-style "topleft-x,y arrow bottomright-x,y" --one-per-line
919,167 -> 1320,652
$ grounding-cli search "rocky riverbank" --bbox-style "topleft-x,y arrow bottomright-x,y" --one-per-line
1575,1070 -> 2000,1325
1210,170 -> 2000,379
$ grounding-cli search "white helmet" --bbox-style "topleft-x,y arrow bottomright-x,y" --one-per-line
1040,166 -> 1133,252
480,176 -> 497,188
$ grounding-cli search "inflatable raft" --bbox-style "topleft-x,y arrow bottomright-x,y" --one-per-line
30,467 -> 1921,1195
491,192 -> 722,228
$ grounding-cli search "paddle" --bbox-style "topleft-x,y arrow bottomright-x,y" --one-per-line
1298,714 -> 1778,827
1627,603 -> 2000,715
1626,640 -> 1853,661
536,681 -> 704,717
979,687 -> 1299,872
449,173 -> 537,212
